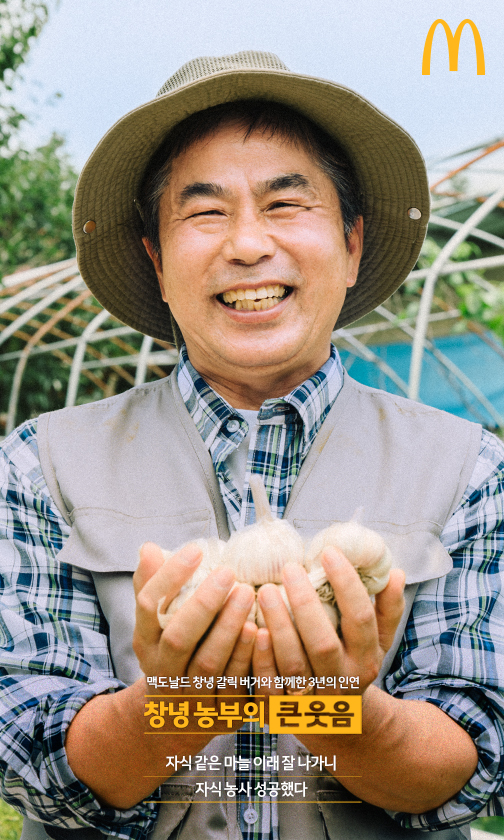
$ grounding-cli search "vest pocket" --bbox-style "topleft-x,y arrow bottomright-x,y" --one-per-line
58,509 -> 212,573
149,784 -> 195,840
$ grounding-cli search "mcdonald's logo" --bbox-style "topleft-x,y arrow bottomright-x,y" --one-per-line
422,19 -> 485,75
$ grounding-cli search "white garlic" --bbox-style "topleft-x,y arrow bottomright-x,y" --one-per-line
221,475 -> 304,585
305,515 -> 392,595
154,478 -> 392,631
156,537 -> 226,628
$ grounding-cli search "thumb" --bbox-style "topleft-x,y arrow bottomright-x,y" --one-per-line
133,541 -> 166,595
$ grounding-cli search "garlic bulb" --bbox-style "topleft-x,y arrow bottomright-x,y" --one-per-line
221,475 -> 304,585
154,477 -> 392,632
157,537 -> 226,628
305,516 -> 392,595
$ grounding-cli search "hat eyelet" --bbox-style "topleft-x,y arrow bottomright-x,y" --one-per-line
407,208 -> 422,220
83,220 -> 96,234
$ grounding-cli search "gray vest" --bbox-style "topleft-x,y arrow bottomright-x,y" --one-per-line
23,371 -> 481,839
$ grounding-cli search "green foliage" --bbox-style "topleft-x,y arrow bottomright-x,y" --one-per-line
0,0 -> 49,148
0,799 -> 22,840
0,133 -> 78,275
0,0 -> 77,279
390,235 -> 504,345
474,816 -> 504,835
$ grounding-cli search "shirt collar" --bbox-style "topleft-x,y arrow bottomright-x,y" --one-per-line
176,344 -> 344,455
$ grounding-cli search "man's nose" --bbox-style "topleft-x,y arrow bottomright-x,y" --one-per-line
221,207 -> 276,265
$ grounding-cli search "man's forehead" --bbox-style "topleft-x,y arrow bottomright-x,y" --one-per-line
166,121 -> 332,199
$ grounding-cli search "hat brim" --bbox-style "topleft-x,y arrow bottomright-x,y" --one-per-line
73,68 -> 430,344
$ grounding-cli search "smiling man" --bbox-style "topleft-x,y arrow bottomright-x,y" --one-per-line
143,119 -> 363,405
1,51 -> 504,840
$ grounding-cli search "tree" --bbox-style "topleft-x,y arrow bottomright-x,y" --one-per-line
0,133 -> 77,273
0,0 -> 49,149
0,0 -> 78,279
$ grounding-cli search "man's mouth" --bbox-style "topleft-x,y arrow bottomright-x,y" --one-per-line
218,285 -> 291,311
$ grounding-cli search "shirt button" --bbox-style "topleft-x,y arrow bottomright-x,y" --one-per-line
226,418 -> 240,433
243,806 -> 259,825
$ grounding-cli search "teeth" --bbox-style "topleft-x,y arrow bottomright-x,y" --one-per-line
222,285 -> 288,306
235,297 -> 281,311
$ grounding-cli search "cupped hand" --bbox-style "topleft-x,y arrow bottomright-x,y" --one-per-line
253,546 -> 405,696
133,542 -> 257,732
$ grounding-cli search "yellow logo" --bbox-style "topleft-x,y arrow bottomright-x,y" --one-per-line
422,19 -> 485,75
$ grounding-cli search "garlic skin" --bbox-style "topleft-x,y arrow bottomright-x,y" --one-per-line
156,537 -> 226,628
153,477 -> 392,632
221,475 -> 304,585
305,520 -> 392,595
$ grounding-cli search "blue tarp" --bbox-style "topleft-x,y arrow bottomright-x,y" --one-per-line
339,332 -> 504,428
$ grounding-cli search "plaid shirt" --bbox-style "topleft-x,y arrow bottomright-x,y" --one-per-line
1,345 -> 504,838
178,344 -> 343,838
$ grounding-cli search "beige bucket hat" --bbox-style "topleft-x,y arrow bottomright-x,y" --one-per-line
73,50 -> 430,344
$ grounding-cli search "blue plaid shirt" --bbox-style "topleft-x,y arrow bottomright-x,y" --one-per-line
1,345 -> 504,838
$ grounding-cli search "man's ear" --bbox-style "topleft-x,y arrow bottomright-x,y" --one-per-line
346,216 -> 364,289
142,237 -> 167,302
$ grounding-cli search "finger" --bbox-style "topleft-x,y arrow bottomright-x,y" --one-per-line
133,542 -> 165,594
256,584 -> 311,681
374,568 -> 406,653
322,547 -> 379,664
252,628 -> 283,696
158,566 -> 236,674
188,583 -> 255,681
134,542 -> 203,644
281,563 -> 342,679
224,621 -> 258,693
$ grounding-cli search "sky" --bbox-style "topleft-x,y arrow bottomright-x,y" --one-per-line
10,0 -> 504,183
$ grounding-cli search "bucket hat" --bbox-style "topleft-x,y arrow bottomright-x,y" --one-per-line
73,50 -> 430,344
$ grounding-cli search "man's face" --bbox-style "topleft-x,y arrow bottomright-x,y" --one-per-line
144,122 -> 363,400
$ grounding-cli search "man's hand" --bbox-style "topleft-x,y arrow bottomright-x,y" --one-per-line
252,545 -> 405,693
66,541 -> 257,810
133,542 -> 257,720
251,548 -> 478,815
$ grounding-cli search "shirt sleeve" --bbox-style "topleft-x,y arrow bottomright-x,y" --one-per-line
0,420 -> 158,839
385,428 -> 504,830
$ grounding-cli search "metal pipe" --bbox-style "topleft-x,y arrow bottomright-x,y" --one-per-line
0,276 -> 85,349
135,335 -> 154,385
429,214 -> 504,250
335,330 -> 409,394
65,309 -> 111,407
1,257 -> 77,287
376,306 -> 504,427
0,326 -> 140,363
6,291 -> 91,434
0,265 -> 81,317
408,183 -> 504,401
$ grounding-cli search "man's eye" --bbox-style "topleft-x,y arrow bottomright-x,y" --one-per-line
269,201 -> 303,211
191,209 -> 223,217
